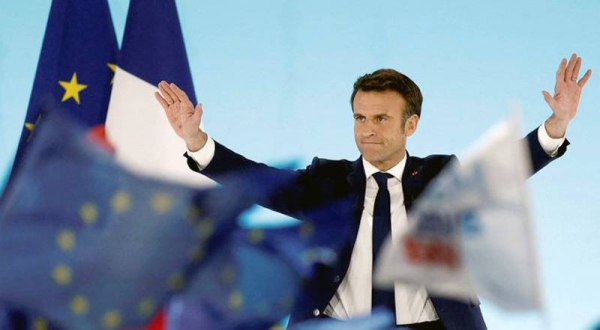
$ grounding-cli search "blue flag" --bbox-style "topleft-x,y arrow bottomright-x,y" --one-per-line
167,199 -> 356,330
118,0 -> 196,97
0,112 -> 253,330
168,227 -> 300,330
6,0 -> 118,191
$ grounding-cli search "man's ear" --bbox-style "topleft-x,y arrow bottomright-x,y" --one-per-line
404,114 -> 419,136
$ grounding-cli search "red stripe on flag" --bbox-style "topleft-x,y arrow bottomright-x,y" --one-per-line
143,308 -> 166,330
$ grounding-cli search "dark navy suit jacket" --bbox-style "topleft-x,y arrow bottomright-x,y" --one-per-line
185,128 -> 568,330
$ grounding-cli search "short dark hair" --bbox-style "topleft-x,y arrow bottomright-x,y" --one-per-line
351,69 -> 422,120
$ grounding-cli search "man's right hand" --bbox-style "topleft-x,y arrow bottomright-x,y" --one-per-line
155,81 -> 208,152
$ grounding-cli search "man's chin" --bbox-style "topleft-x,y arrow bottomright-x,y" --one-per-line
359,146 -> 380,157
361,154 -> 379,164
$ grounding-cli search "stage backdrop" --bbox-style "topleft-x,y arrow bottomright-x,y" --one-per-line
1,1 -> 599,329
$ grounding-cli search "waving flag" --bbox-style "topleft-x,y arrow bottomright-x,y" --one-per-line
168,198 -> 356,330
0,111 -> 352,330
5,0 -> 118,193
168,227 -> 300,330
0,112 -> 254,330
375,115 -> 543,310
105,0 -> 210,187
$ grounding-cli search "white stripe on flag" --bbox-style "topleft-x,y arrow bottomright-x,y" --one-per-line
106,68 -> 214,188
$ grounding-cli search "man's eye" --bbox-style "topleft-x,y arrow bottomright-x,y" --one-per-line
355,116 -> 365,122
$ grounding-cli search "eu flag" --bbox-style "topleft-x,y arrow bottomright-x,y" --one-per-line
0,112 -> 253,330
0,113 -> 300,329
168,200 -> 356,330
0,108 -> 308,330
6,0 -> 118,191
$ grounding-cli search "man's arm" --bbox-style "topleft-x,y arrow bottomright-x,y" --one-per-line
154,81 -> 314,218
542,54 -> 592,138
524,54 -> 591,174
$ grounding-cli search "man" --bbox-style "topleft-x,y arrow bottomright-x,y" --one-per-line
155,54 -> 591,329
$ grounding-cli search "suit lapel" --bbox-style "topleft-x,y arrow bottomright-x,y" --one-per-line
402,152 -> 424,211
346,157 -> 366,232
332,157 -> 367,274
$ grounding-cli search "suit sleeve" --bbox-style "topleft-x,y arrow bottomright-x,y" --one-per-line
524,127 -> 569,175
184,140 -> 313,219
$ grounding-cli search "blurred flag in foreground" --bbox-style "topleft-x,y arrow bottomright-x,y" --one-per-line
0,112 -> 250,330
0,111 -> 356,330
5,0 -> 117,194
168,199 -> 356,330
105,0 -> 209,187
375,115 -> 543,310
168,227 -> 299,330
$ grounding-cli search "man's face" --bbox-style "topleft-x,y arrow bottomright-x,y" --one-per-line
353,90 -> 417,171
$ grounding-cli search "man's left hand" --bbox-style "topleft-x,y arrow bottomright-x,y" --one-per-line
543,53 -> 592,138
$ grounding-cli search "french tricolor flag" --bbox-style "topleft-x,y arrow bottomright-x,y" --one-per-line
106,0 -> 212,188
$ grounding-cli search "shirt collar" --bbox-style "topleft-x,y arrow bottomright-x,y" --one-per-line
362,152 -> 407,181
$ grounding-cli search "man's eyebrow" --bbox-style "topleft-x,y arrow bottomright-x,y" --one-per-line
354,111 -> 391,116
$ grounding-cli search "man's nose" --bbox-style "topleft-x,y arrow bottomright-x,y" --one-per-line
362,122 -> 376,137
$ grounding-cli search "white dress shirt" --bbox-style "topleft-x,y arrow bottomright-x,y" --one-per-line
323,155 -> 440,324
187,125 -> 565,325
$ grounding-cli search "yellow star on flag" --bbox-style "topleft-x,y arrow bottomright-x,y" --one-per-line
138,298 -> 156,317
229,291 -> 244,310
57,230 -> 76,251
52,264 -> 72,286
80,203 -> 99,225
102,310 -> 121,329
70,295 -> 90,315
59,72 -> 88,104
33,317 -> 49,330
168,273 -> 186,290
24,113 -> 43,138
107,63 -> 117,84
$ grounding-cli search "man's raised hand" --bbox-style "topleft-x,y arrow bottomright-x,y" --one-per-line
543,54 -> 592,138
155,81 -> 207,151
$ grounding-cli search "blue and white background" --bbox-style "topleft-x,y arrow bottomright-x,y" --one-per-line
1,1 -> 598,329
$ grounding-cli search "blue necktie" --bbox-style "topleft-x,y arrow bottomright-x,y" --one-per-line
371,172 -> 396,313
